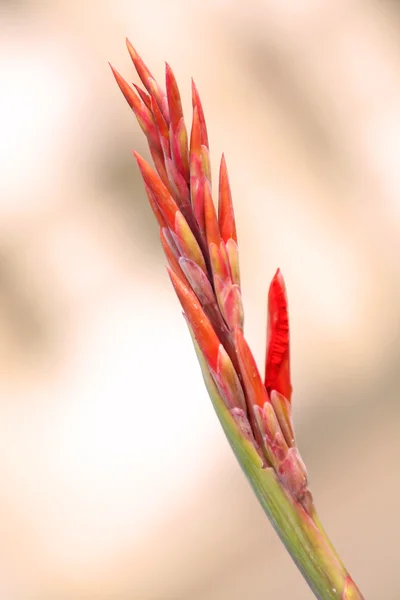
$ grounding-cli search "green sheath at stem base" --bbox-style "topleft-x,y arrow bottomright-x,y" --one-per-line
191,333 -> 365,600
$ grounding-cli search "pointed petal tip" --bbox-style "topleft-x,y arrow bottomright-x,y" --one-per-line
270,268 -> 287,299
111,66 -> 149,117
191,78 -> 199,103
132,150 -> 142,164
165,62 -> 177,89
126,37 -> 138,58
109,62 -> 123,84
109,62 -> 121,79
191,78 -> 200,103
132,151 -> 151,172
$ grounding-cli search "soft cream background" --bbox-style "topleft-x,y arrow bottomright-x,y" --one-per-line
0,1 -> 399,598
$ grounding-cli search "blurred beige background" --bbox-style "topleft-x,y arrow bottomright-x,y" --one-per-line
0,0 -> 399,598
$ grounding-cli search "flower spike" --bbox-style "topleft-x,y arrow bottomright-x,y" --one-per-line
112,43 -> 365,600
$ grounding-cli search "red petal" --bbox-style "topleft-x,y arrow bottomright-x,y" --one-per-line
265,269 -> 292,402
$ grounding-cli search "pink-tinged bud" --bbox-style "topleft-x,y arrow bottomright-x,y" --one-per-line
253,403 -> 287,466
254,402 -> 308,500
257,402 -> 287,458
191,79 -> 209,148
133,83 -> 152,110
277,447 -> 308,501
110,65 -> 162,153
213,345 -> 246,412
230,408 -> 258,447
160,228 -> 189,286
218,154 -> 237,244
179,257 -> 215,306
126,39 -> 169,121
265,269 -> 292,402
234,327 -> 269,409
214,276 -> 244,331
270,390 -> 295,447
168,268 -> 221,372
221,283 -> 244,330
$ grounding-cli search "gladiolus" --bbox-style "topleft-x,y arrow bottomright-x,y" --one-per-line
110,41 -> 365,600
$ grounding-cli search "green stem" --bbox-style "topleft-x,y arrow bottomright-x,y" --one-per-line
193,336 -> 365,600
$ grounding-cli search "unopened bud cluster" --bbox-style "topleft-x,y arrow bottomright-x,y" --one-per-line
111,41 -> 311,508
